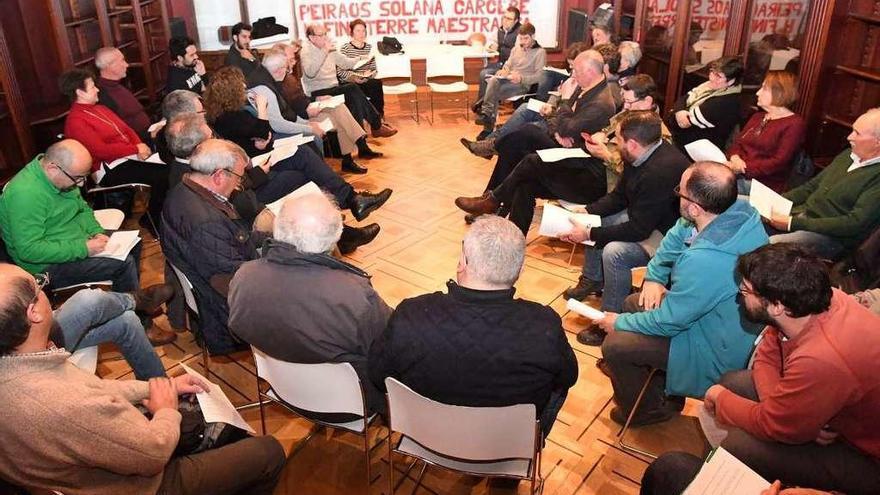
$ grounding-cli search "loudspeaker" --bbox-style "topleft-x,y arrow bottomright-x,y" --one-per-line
566,9 -> 590,47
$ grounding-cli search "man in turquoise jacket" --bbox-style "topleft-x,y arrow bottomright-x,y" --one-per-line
0,140 -> 139,292
595,161 -> 767,426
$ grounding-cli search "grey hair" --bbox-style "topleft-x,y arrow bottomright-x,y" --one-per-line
578,50 -> 606,76
619,41 -> 642,70
863,107 -> 880,138
162,90 -> 202,120
166,113 -> 211,159
274,192 -> 343,254
189,139 -> 247,174
44,141 -> 76,169
94,47 -> 120,70
261,51 -> 288,73
462,216 -> 525,287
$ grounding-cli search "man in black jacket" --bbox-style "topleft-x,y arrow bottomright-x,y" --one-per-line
475,6 -> 522,105
166,36 -> 207,94
368,216 -> 578,438
224,22 -> 260,77
558,111 -> 690,346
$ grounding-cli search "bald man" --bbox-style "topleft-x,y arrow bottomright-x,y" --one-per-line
229,193 -> 391,416
95,47 -> 152,141
0,264 -> 285,495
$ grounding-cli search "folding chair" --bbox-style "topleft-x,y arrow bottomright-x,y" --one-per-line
86,182 -> 160,241
252,348 -> 384,492
384,378 -> 543,494
67,346 -> 99,374
425,54 -> 469,124
376,54 -> 420,123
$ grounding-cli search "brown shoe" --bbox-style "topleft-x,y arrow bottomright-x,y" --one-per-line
372,123 -> 398,138
133,283 -> 174,316
454,192 -> 500,216
147,325 -> 177,346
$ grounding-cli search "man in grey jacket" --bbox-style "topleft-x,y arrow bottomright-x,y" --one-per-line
228,192 -> 392,415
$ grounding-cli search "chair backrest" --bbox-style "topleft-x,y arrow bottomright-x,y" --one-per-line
168,261 -> 199,316
252,346 -> 366,416
68,346 -> 99,374
385,378 -> 538,462
425,54 -> 465,79
376,54 -> 413,80
92,208 -> 125,230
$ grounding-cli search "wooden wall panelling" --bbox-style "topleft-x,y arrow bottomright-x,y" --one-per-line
662,0 -> 694,113
0,23 -> 33,167
723,0 -> 752,57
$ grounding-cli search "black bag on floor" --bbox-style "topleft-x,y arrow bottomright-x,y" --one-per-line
174,395 -> 250,456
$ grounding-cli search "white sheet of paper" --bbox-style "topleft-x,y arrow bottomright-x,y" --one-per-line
251,144 -> 299,170
539,203 -> 600,245
567,298 -> 606,320
145,152 -> 164,164
684,139 -> 727,163
543,66 -> 570,76
526,98 -> 546,113
317,94 -> 346,109
181,363 -> 256,434
352,57 -> 374,70
265,181 -> 323,216
318,118 -> 334,132
683,447 -> 770,495
148,119 -> 166,134
749,179 -> 793,218
92,230 -> 141,261
548,90 -> 561,97
536,148 -> 590,162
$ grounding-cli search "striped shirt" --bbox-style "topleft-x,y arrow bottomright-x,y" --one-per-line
337,41 -> 377,81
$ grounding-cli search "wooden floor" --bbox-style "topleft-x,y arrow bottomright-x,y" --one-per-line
102,88 -> 708,494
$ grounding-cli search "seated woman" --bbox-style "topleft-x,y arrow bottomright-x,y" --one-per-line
667,57 -> 744,151
61,68 -> 169,233
337,19 -> 385,118
726,70 -> 805,194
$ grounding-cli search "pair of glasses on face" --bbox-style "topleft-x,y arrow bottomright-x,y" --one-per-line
31,273 -> 50,304
54,163 -> 88,187
623,96 -> 645,107
673,185 -> 708,210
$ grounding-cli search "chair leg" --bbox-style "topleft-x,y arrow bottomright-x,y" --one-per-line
429,92 -> 434,125
413,96 -> 420,125
617,368 -> 660,459
387,431 -> 395,495
410,462 -> 427,495
257,378 -> 267,435
363,419 -> 372,494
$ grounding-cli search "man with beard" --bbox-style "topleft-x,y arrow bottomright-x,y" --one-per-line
697,243 -> 880,494
594,161 -> 767,427
166,36 -> 207,94
224,22 -> 260,77
556,111 -> 689,346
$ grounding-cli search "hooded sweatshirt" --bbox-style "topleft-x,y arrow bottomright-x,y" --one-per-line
615,200 -> 769,397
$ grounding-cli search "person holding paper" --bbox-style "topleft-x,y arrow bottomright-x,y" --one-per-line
595,162 -> 767,427
765,108 -> 880,260
338,19 -> 385,117
726,71 -> 806,194
474,6 -> 522,108
0,265 -> 286,495
368,216 -> 578,440
60,68 -> 170,236
557,111 -> 688,347
700,244 -> 880,494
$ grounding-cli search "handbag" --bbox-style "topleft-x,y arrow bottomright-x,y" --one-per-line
378,37 -> 403,55
173,395 -> 250,456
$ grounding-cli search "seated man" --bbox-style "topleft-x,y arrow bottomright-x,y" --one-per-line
0,265 -> 285,494
368,216 -> 578,438
299,23 -> 396,139
166,36 -> 208,94
94,47 -> 153,143
701,243 -> 880,494
229,193 -> 392,414
224,22 -> 260,77
474,6 -> 521,104
595,162 -> 767,426
474,22 -> 546,134
557,110 -> 689,347
766,107 -> 880,260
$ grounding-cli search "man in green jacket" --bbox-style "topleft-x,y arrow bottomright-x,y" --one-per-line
0,140 -> 139,292
766,108 -> 880,259
593,161 -> 768,427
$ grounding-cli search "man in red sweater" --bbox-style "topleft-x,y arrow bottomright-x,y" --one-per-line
703,243 -> 880,495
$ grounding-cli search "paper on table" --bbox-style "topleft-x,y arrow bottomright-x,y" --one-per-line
180,363 -> 256,434
536,148 -> 590,162
316,94 -> 346,109
567,298 -> 606,320
543,66 -> 570,76
749,179 -> 793,219
317,118 -> 334,132
539,203 -> 600,245
265,181 -> 323,216
683,447 -> 770,495
684,139 -> 728,163
526,98 -> 547,113
91,230 -> 141,262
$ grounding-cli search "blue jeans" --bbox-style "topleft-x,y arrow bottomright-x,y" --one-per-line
45,241 -> 142,293
477,62 -> 502,100
769,228 -> 845,260
254,145 -> 354,206
535,70 -> 568,101
487,103 -> 547,141
54,289 -> 166,380
582,211 -> 652,312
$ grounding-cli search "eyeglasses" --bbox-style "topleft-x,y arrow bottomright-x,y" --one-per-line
673,185 -> 707,210
54,163 -> 88,187
503,16 -> 516,21
32,273 -> 50,304
224,169 -> 245,181
623,96 -> 645,107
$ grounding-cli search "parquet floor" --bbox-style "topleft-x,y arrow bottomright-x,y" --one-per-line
102,88 -> 709,494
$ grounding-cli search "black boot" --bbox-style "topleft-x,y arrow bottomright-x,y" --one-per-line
341,155 -> 368,174
338,223 -> 381,254
356,138 -> 383,159
564,275 -> 603,300
349,189 -> 393,221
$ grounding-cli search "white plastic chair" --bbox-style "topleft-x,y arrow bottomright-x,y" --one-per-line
425,54 -> 470,124
384,378 -> 542,494
86,181 -> 159,240
67,346 -> 99,374
376,54 -> 420,123
93,208 -> 125,230
252,347 -> 382,490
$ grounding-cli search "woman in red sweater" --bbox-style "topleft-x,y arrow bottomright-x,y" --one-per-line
726,70 -> 806,194
61,68 -> 168,232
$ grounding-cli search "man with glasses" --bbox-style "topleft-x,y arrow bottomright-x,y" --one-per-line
473,6 -> 522,109
593,161 -> 767,427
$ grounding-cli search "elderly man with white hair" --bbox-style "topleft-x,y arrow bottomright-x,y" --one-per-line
228,192 -> 392,415
368,215 -> 578,438
94,46 -> 153,142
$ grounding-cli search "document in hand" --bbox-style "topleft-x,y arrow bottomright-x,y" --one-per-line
273,134 -> 315,149
181,363 -> 256,434
536,148 -> 590,162
749,179 -> 793,219
352,56 -> 374,70
251,144 -> 299,170
526,98 -> 547,113
567,298 -> 605,320
316,94 -> 346,109
265,181 -> 322,216
539,203 -> 600,245
543,66 -> 570,76
683,447 -> 770,495
557,199 -> 588,213
317,118 -> 334,132
91,230 -> 141,262
684,139 -> 728,163
144,152 -> 165,164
